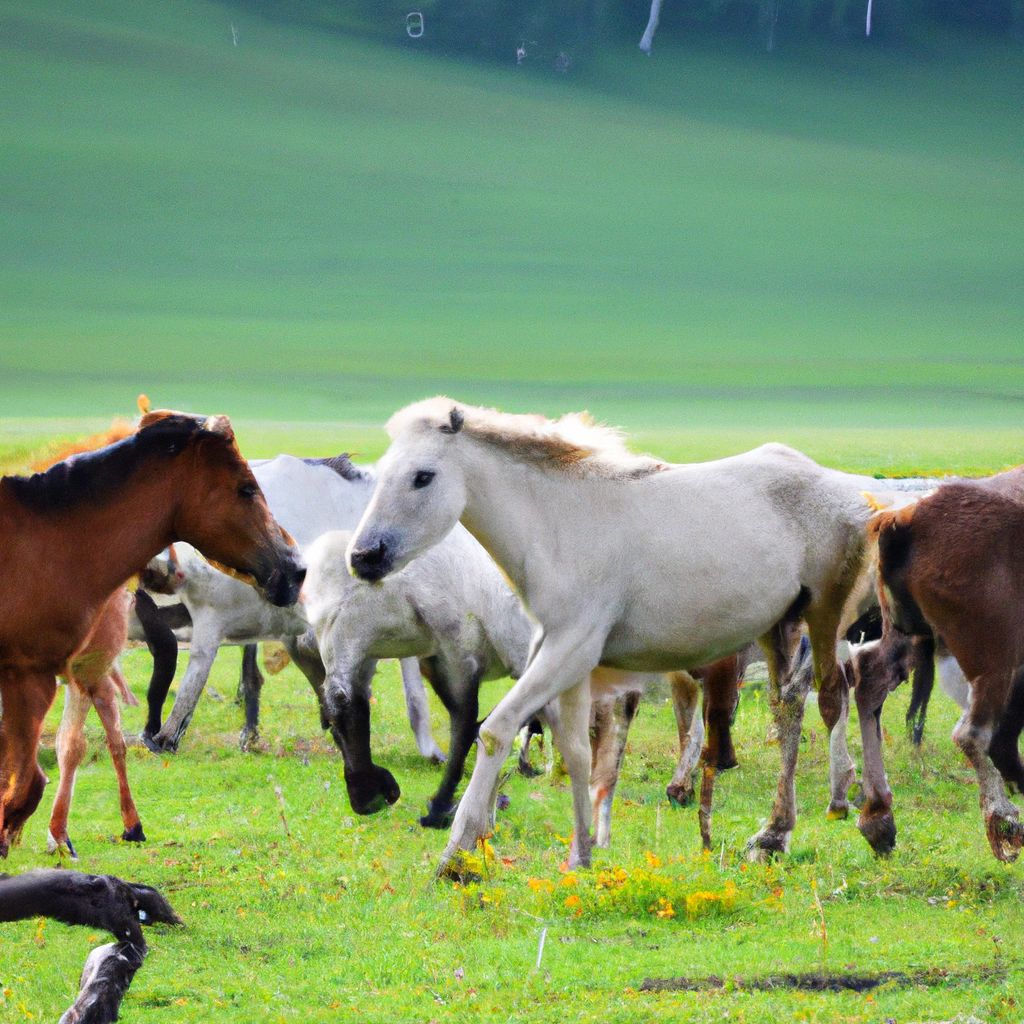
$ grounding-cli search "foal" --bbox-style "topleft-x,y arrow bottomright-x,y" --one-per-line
48,586 -> 144,858
0,411 -> 303,855
857,483 -> 1024,861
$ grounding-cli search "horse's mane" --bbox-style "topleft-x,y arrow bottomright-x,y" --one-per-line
303,454 -> 370,483
29,420 -> 136,473
387,397 -> 666,479
3,414 -> 207,513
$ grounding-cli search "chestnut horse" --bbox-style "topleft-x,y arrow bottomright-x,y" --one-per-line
0,411 -> 304,856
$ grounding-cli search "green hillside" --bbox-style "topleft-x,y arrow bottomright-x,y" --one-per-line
1,1 -> 1022,432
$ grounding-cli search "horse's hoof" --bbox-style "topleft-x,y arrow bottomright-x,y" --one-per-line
347,766 -> 401,815
517,759 -> 542,779
122,823 -> 147,843
985,812 -> 1024,862
745,827 -> 791,863
419,800 -> 457,829
141,731 -> 164,754
239,727 -> 259,753
858,810 -> 897,856
143,732 -> 177,755
666,783 -> 695,808
436,848 -> 483,885
46,831 -> 79,859
826,802 -> 849,821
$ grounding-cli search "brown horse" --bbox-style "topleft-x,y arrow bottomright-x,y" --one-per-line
0,411 -> 304,856
856,472 -> 1024,861
851,465 -> 1024,859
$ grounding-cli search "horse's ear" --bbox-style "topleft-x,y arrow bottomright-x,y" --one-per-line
439,407 -> 464,435
201,415 -> 235,440
137,394 -> 151,415
138,410 -> 177,430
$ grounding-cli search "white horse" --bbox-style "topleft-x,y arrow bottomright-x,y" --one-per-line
348,398 -> 929,871
144,455 -> 443,762
302,527 -> 533,825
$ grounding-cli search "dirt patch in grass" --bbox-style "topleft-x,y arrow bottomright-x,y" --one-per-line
639,966 -> 1006,993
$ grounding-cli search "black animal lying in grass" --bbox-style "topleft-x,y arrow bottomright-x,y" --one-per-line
0,870 -> 180,1024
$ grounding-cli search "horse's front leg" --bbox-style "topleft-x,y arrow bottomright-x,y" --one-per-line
853,652 -> 897,854
954,669 -> 1024,862
135,590 -> 179,742
325,660 -> 400,815
747,617 -> 806,861
400,658 -> 446,764
0,671 -> 57,856
238,644 -> 264,752
48,681 -> 91,858
437,628 -> 604,878
146,615 -> 222,753
827,689 -> 858,819
590,689 -> 640,850
418,656 -> 481,829
548,679 -> 595,868
666,670 -> 702,807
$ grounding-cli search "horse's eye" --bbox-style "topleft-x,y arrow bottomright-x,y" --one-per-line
238,483 -> 258,500
413,470 -> 435,490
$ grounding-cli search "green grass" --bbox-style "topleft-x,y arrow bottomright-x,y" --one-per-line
3,645 -> 1023,1023
2,427 -> 1024,1023
1,2 -> 1023,430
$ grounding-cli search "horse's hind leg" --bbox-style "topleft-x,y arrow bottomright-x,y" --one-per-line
136,590 -> 179,745
400,658 -> 445,764
666,671 -> 702,807
92,676 -> 145,843
989,666 -> 1024,793
589,691 -> 640,849
0,672 -> 57,857
954,669 -> 1024,861
746,596 -> 807,861
238,644 -> 263,752
48,682 -> 91,858
419,657 -> 481,829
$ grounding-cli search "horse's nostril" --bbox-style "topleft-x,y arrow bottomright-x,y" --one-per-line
293,566 -> 307,586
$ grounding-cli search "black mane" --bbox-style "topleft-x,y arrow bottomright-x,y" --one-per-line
2,414 -> 206,514
303,454 -> 369,483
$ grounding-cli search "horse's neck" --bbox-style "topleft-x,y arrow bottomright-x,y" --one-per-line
44,466 -> 178,605
458,447 -> 576,619
459,536 -> 535,677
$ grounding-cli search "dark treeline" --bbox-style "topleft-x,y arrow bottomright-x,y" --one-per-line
231,0 -> 1024,64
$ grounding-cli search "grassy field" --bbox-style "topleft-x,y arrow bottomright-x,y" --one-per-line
2,428 -> 1024,1024
1,2 -> 1023,431
3,3 -> 1024,1020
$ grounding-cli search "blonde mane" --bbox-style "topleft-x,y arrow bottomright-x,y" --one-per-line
387,397 -> 666,479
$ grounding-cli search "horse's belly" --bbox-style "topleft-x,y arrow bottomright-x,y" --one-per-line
600,584 -> 798,672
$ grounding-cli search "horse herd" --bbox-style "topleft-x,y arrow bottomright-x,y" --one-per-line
2,398 -> 1023,1020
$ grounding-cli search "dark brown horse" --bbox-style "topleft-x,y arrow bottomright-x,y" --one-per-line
0,411 -> 304,856
854,468 -> 1024,861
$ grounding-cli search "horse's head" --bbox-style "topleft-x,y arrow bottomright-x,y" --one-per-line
138,411 -> 305,607
348,405 -> 467,581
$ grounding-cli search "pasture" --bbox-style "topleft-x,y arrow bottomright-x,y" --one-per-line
1,1 -> 1022,431
1,427 -> 1023,1024
3,2 -> 1023,1020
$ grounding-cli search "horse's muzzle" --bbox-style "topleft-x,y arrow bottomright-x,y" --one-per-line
349,537 -> 394,583
262,558 -> 306,607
